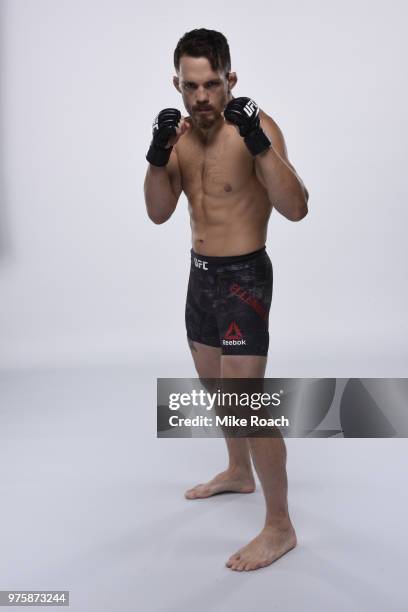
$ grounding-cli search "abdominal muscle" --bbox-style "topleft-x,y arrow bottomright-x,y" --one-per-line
189,182 -> 272,257
177,122 -> 273,256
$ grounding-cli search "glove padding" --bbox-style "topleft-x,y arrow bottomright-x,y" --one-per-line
146,108 -> 181,166
224,97 -> 271,156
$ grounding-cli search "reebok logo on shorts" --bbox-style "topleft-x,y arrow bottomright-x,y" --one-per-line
223,321 -> 246,346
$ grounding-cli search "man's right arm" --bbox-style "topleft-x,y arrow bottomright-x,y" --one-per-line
144,147 -> 182,224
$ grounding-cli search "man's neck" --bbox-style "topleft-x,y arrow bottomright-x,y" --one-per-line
192,115 -> 224,143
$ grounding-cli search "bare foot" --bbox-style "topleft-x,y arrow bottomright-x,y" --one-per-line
184,469 -> 256,499
226,523 -> 297,571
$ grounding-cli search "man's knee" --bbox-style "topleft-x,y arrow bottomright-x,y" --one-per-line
198,377 -> 219,394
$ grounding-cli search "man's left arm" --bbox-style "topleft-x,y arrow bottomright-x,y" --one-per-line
255,111 -> 309,221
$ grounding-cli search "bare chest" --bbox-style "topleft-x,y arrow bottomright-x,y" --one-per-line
175,126 -> 255,198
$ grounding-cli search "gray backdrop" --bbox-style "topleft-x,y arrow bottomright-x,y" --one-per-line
1,0 -> 407,374
1,3 -> 408,610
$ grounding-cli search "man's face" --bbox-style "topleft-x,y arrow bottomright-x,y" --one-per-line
173,55 -> 236,129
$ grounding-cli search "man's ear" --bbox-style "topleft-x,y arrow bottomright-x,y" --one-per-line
173,76 -> 181,93
227,71 -> 238,91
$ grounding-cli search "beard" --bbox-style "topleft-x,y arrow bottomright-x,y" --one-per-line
197,115 -> 214,129
193,108 -> 221,130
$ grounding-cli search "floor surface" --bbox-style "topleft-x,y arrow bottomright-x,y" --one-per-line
0,365 -> 407,611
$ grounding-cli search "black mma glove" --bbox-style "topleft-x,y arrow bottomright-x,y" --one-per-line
224,97 -> 271,156
146,108 -> 181,167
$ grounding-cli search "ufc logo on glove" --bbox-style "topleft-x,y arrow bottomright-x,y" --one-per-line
243,99 -> 257,117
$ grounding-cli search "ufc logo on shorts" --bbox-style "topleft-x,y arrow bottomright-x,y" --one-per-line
243,99 -> 257,117
194,257 -> 208,270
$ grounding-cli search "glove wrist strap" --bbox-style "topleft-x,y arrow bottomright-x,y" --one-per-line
146,143 -> 172,167
244,126 -> 271,156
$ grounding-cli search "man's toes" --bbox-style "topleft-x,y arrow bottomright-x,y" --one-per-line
193,486 -> 210,498
230,558 -> 246,571
242,561 -> 254,571
228,558 -> 242,570
226,553 -> 241,568
185,485 -> 204,498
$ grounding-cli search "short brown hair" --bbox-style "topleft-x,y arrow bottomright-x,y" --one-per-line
174,28 -> 231,75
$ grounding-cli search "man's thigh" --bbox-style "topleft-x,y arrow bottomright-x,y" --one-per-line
217,252 -> 273,359
188,338 -> 221,378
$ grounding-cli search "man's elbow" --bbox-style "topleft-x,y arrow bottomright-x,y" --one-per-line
290,191 -> 309,221
145,200 -> 175,224
290,204 -> 308,222
147,210 -> 172,225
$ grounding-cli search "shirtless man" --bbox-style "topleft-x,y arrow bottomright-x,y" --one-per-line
144,28 -> 309,571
